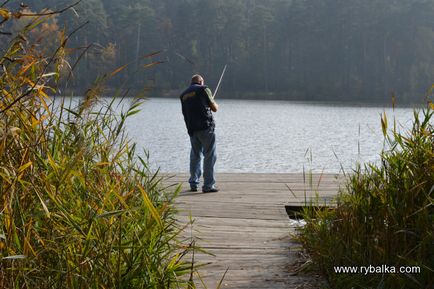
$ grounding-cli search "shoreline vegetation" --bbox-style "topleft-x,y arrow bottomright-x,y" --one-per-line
153,90 -> 429,108
297,107 -> 434,288
60,88 -> 430,107
0,5 -> 199,289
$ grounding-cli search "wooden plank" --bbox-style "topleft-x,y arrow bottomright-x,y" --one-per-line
175,187 -> 339,197
168,182 -> 342,191
171,183 -> 341,193
164,172 -> 344,182
176,210 -> 288,220
175,194 -> 337,204
177,216 -> 291,228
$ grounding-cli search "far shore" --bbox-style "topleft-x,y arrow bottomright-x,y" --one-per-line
55,88 -> 426,108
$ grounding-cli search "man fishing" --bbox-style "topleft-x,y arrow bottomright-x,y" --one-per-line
180,74 -> 219,193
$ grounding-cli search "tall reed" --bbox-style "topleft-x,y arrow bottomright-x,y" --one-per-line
297,108 -> 434,289
0,7 -> 195,289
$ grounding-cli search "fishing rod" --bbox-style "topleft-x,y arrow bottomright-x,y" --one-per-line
213,64 -> 227,98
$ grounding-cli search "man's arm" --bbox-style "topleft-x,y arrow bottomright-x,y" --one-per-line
210,101 -> 219,112
205,87 -> 219,112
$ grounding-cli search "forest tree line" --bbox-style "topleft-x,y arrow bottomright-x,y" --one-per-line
3,0 -> 434,103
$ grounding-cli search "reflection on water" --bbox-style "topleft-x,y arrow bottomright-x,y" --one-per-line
289,219 -> 307,228
124,98 -> 414,173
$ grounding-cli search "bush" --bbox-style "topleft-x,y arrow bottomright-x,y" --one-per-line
298,108 -> 434,289
0,6 -> 194,289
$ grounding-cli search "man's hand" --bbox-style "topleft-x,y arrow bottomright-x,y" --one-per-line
210,101 -> 219,112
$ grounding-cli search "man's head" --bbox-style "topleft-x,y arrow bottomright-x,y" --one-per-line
191,74 -> 204,85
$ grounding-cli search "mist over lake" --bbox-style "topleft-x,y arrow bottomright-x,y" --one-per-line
125,98 -> 415,173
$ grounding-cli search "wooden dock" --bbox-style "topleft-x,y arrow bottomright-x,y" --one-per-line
168,173 -> 342,289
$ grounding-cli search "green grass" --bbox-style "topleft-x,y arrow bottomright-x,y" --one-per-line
0,8 -> 197,289
297,108 -> 434,288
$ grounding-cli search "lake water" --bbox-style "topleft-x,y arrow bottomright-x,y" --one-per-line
124,98 -> 415,173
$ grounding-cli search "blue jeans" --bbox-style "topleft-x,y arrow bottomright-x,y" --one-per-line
189,128 -> 216,190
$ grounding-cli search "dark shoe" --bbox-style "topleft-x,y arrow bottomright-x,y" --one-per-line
190,187 -> 198,192
202,187 -> 219,193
